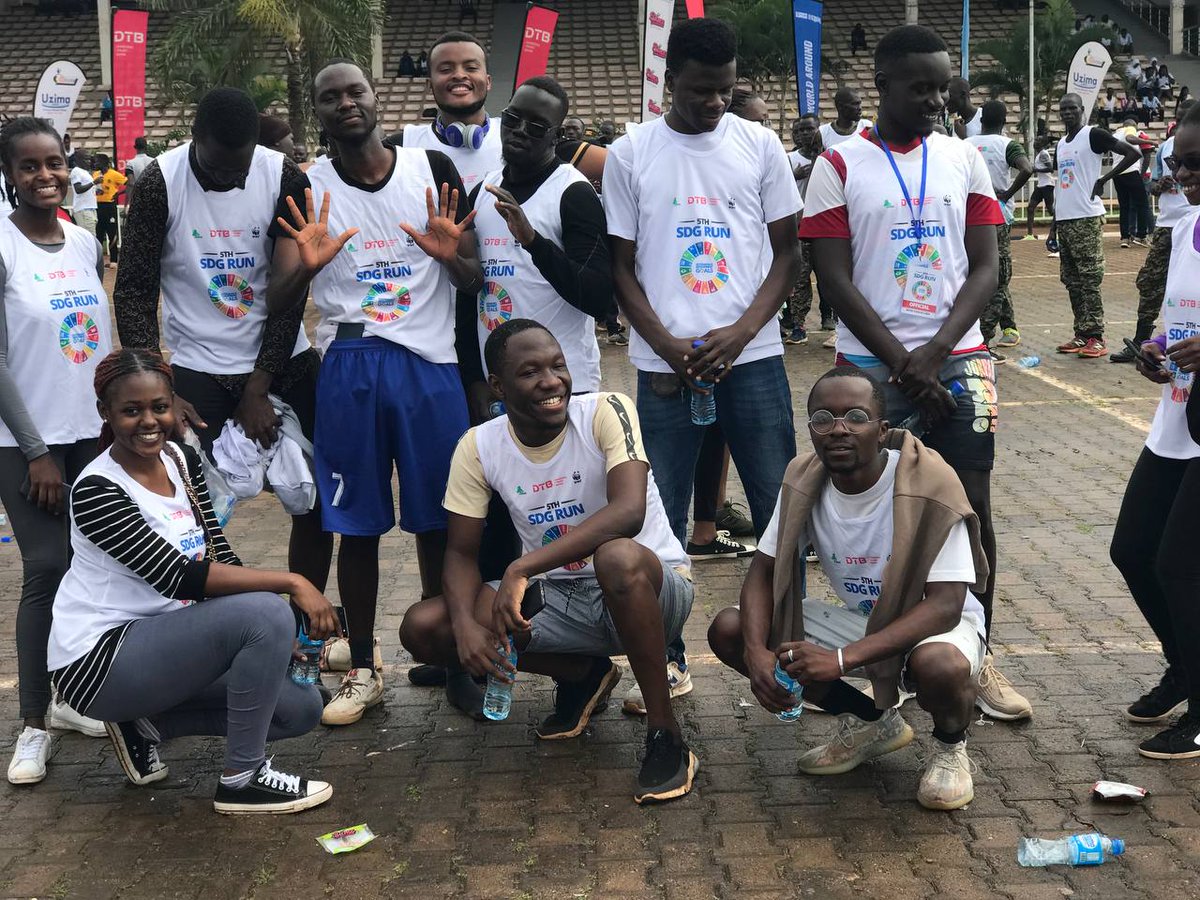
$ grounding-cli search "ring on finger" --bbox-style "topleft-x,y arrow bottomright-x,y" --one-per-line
788,648 -> 794,663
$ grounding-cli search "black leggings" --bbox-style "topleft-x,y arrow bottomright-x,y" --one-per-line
96,201 -> 119,262
1110,448 -> 1200,711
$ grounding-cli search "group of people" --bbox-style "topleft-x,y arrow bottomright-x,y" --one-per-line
0,17 -> 1194,823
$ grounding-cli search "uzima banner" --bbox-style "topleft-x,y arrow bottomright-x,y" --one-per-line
684,0 -> 704,16
112,8 -> 148,176
642,0 -> 675,120
515,5 -> 559,85
792,0 -> 822,116
1066,41 -> 1112,119
32,60 -> 87,137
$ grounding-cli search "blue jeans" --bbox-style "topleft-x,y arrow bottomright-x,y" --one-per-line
637,356 -> 797,547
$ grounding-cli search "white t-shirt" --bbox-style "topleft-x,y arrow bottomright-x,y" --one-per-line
960,108 -> 983,138
1146,208 -> 1200,459
1035,149 -> 1056,189
758,450 -> 986,635
788,149 -> 813,202
799,131 -> 1003,361
966,133 -> 1023,223
401,118 -> 503,196
70,168 -> 96,212
820,119 -> 873,150
1056,126 -> 1106,221
1155,137 -> 1189,229
602,115 -> 802,373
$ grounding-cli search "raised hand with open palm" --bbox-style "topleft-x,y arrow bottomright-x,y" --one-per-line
275,188 -> 359,273
400,183 -> 478,264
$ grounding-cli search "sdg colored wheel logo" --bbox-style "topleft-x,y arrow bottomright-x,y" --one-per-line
59,312 -> 100,364
208,274 -> 255,318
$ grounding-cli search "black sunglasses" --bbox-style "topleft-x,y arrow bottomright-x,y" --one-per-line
1165,154 -> 1200,174
500,108 -> 553,140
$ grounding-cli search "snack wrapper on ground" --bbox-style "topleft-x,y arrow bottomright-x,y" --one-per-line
1091,781 -> 1148,801
317,823 -> 376,854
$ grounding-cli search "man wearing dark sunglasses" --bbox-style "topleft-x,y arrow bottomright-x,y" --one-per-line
707,367 -> 989,811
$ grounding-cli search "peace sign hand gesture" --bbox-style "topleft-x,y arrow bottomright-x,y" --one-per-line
275,188 -> 359,274
400,183 -> 478,264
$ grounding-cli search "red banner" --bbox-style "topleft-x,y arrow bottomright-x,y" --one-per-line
514,5 -> 559,85
685,0 -> 704,16
111,8 -> 148,181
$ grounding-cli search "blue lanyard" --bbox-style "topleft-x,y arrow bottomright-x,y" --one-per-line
875,126 -> 928,240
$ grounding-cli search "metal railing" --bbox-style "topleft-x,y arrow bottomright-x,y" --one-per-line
1119,0 -> 1172,36
1185,25 -> 1200,56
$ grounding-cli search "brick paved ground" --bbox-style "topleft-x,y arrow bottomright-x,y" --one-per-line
0,239 -> 1196,899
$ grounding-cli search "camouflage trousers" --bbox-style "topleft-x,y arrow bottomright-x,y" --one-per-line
782,240 -> 832,327
980,223 -> 1016,342
1134,226 -> 1172,340
1057,215 -> 1106,339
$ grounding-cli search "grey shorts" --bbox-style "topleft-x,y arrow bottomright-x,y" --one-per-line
512,560 -> 694,657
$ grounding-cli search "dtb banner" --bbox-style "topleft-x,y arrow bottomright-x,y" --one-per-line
642,0 -> 675,120
684,0 -> 704,16
515,5 -> 559,85
792,0 -> 822,116
1066,41 -> 1112,119
33,61 -> 87,137
112,8 -> 148,174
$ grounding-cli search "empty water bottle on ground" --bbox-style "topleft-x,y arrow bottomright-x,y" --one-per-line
483,636 -> 518,721
0,512 -> 10,545
290,629 -> 323,685
896,380 -> 967,438
1017,833 -> 1125,867
774,661 -> 803,721
690,339 -> 716,426
1018,355 -> 1041,368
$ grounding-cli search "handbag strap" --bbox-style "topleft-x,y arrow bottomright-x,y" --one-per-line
163,444 -> 215,561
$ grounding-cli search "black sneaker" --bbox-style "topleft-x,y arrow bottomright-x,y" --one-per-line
213,757 -> 333,815
715,500 -> 756,537
1137,713 -> 1200,760
687,531 -> 754,560
821,318 -> 837,332
634,728 -> 698,804
1126,673 -> 1188,723
105,720 -> 168,786
536,658 -> 621,740
1109,345 -> 1137,364
408,663 -> 448,687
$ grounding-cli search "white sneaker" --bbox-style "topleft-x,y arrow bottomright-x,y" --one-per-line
917,739 -> 975,810
822,333 -> 837,349
8,726 -> 51,784
320,636 -> 382,673
621,660 -> 693,715
321,668 -> 384,726
797,708 -> 913,775
49,699 -> 106,737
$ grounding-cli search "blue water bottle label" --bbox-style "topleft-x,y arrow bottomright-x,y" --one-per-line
1070,834 -> 1103,865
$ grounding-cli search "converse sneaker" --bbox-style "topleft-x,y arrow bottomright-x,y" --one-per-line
633,728 -> 698,804
1126,672 -> 1188,723
687,531 -> 754,560
622,659 -> 694,715
49,698 -> 106,737
7,727 -> 51,785
796,708 -> 914,775
537,658 -> 621,739
715,500 -> 756,537
1137,713 -> 1200,760
105,720 -> 168,785
213,757 -> 333,815
320,636 -> 382,673
975,655 -> 1033,720
917,739 -> 975,810
321,668 -> 384,726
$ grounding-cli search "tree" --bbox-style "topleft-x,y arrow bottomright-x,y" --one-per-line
971,0 -> 1116,134
145,0 -> 383,153
707,0 -> 797,136
153,43 -> 288,121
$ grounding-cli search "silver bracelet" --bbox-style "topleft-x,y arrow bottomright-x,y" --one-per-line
837,647 -> 845,677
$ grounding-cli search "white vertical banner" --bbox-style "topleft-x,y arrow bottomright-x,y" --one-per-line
1066,42 -> 1112,119
641,0 -> 675,120
32,60 -> 87,137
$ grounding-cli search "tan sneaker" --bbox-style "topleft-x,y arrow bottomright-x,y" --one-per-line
975,654 -> 1032,720
917,739 -> 975,809
822,333 -> 837,349
621,660 -> 693,715
321,668 -> 384,726
796,707 -> 914,775
320,636 -> 382,673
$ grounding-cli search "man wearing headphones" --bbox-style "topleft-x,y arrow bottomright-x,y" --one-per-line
397,31 -> 503,194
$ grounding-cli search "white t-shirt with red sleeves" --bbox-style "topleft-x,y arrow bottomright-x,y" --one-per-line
602,115 -> 803,374
799,130 -> 1004,362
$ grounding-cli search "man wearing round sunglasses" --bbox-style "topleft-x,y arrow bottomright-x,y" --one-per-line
1113,98 -> 1197,364
707,367 -> 989,810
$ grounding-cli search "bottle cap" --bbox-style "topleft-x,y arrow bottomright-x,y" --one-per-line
1110,837 -> 1126,856
691,339 -> 705,349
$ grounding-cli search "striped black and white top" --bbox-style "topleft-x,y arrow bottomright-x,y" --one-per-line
50,442 -> 240,712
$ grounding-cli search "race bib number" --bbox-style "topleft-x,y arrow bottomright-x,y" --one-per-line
901,262 -> 941,318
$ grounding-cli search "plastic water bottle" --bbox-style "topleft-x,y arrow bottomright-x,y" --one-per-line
774,661 -> 803,721
1018,355 -> 1041,368
0,513 -> 10,544
1017,834 -> 1125,867
290,630 -> 323,685
689,340 -> 716,426
483,636 -> 518,721
896,380 -> 967,438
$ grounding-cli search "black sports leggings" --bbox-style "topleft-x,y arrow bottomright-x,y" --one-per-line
1110,448 -> 1200,711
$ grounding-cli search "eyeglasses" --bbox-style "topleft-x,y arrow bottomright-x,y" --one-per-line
501,108 -> 552,139
807,408 -> 879,435
1165,154 -> 1200,174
